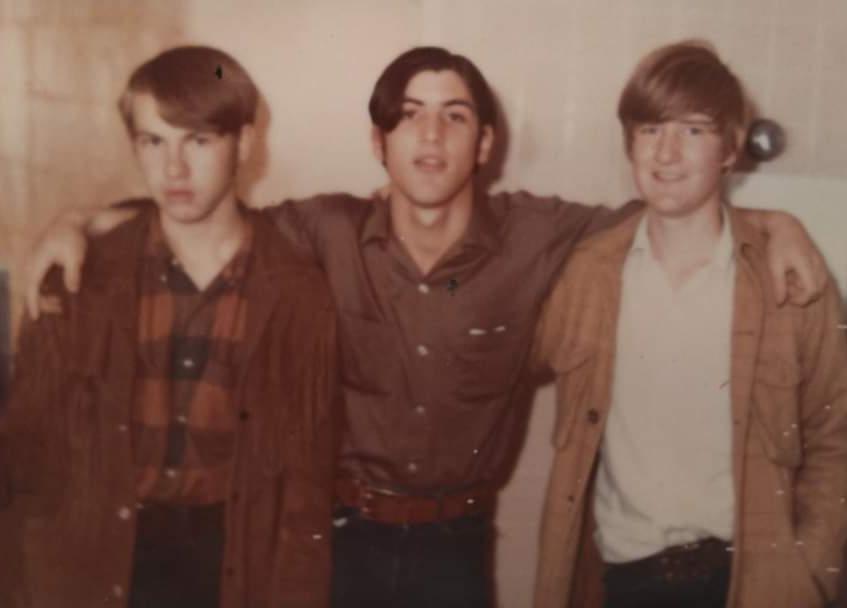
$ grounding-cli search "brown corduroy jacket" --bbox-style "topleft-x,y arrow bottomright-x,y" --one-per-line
0,206 -> 339,608
532,207 -> 847,608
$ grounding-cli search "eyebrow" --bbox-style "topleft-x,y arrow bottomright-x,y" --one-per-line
402,97 -> 477,112
677,117 -> 719,127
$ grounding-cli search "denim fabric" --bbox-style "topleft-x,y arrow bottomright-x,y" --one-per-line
331,508 -> 493,608
129,503 -> 225,608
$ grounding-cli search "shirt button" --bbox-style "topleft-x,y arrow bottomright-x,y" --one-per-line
416,345 -> 429,357
587,409 -> 600,424
407,462 -> 419,474
117,423 -> 128,433
117,506 -> 132,520
176,414 -> 188,424
165,468 -> 177,479
417,283 -> 430,294
159,274 -> 168,284
112,584 -> 124,598
414,405 -> 426,415
182,358 -> 195,369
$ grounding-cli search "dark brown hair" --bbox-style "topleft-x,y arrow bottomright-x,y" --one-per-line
369,46 -> 497,134
118,45 -> 259,135
618,40 -> 750,155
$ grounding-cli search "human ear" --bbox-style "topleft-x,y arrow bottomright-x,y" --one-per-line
476,124 -> 494,166
371,126 -> 386,166
237,124 -> 255,164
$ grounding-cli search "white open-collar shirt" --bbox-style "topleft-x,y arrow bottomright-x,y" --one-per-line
594,209 -> 737,563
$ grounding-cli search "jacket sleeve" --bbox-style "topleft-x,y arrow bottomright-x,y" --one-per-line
529,252 -> 598,380
793,280 -> 847,600
528,265 -> 571,379
274,303 -> 338,607
0,294 -> 70,514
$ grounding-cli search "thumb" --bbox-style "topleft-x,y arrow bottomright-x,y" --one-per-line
65,259 -> 81,293
26,280 -> 40,321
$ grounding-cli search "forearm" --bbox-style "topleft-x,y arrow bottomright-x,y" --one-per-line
580,199 -> 643,240
793,438 -> 847,599
31,204 -> 126,249
794,298 -> 847,601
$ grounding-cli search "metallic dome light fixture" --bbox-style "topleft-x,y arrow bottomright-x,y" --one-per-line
746,118 -> 786,162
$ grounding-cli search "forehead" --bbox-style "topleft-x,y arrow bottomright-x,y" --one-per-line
403,69 -> 474,105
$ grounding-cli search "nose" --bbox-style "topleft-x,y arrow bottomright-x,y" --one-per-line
165,145 -> 189,178
420,113 -> 444,143
655,127 -> 680,164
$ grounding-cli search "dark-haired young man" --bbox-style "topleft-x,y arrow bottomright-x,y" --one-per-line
533,41 -> 847,608
1,46 -> 337,608
24,46 -> 828,607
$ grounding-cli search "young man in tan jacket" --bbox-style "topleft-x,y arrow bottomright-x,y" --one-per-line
533,41 -> 847,608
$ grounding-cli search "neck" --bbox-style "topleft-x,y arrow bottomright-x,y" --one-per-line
646,199 -> 724,288
159,195 -> 247,289
389,182 -> 475,275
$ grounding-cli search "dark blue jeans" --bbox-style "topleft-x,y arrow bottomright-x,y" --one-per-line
603,562 -> 731,608
331,508 -> 493,608
129,503 -> 225,608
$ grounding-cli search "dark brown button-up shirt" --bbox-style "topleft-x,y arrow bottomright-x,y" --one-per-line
267,191 -> 630,494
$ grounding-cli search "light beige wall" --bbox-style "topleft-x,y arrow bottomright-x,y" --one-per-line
3,1 -> 846,606
0,0 -> 187,328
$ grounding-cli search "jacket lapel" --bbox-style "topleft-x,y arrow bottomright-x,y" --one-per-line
237,212 -> 309,377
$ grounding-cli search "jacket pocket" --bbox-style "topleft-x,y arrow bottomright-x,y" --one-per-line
552,346 -> 596,449
751,355 -> 803,468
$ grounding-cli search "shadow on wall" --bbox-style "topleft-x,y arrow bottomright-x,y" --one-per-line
239,95 -> 272,202
0,269 -> 9,412
477,86 -> 511,193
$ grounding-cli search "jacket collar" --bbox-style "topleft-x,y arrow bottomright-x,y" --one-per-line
83,201 -> 311,363
577,200 -> 765,272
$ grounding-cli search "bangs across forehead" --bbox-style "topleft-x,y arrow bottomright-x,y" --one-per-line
627,64 -> 738,126
618,43 -> 748,148
120,46 -> 258,135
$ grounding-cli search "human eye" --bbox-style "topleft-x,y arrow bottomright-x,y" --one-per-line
136,134 -> 161,147
190,133 -> 214,145
637,124 -> 659,135
446,111 -> 469,124
400,105 -> 418,120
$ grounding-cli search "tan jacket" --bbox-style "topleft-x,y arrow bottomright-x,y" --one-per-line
0,207 -> 339,608
533,207 -> 847,608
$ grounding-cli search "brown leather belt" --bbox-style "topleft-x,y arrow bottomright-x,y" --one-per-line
335,479 -> 496,525
606,537 -> 732,584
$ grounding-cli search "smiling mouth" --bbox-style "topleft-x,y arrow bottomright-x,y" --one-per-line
652,171 -> 685,182
414,156 -> 447,172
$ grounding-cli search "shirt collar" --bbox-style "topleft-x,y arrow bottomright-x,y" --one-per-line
629,205 -> 735,272
360,192 -> 501,254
